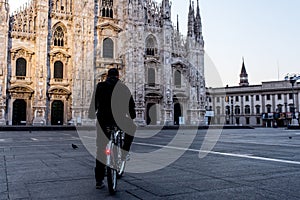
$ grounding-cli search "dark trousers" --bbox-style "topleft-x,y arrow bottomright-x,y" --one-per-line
94,122 -> 134,182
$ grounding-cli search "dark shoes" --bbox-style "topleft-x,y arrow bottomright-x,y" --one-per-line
96,181 -> 105,189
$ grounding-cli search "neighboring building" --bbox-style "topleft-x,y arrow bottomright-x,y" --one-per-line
207,60 -> 300,127
0,0 -> 206,126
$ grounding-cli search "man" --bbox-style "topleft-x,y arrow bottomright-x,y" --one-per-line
89,68 -> 136,189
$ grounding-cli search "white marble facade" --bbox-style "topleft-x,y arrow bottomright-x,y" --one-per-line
0,0 -> 206,126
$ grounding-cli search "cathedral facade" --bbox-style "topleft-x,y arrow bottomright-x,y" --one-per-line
0,0 -> 206,126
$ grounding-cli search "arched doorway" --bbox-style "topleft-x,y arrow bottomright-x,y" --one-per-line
174,103 -> 182,125
51,100 -> 64,125
12,99 -> 27,125
146,103 -> 157,125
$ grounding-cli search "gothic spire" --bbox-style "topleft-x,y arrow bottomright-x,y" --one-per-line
194,0 -> 202,41
177,14 -> 179,32
161,0 -> 171,21
196,0 -> 201,22
0,0 -> 9,23
163,0 -> 170,5
239,58 -> 249,86
187,0 -> 195,37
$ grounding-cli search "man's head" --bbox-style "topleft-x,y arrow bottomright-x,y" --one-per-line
107,68 -> 119,78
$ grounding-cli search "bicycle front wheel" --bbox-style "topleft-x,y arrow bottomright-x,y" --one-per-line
107,166 -> 117,195
117,132 -> 126,178
107,141 -> 118,195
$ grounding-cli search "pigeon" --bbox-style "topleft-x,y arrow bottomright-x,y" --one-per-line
72,144 -> 79,149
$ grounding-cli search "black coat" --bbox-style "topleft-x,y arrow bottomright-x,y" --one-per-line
89,77 -> 136,132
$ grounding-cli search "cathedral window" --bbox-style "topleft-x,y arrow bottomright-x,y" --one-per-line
53,26 -> 64,47
106,8 -> 110,17
16,58 -> 27,77
145,36 -> 157,56
103,38 -> 114,58
102,8 -> 105,17
101,0 -> 113,18
54,61 -> 63,79
56,0 -> 62,10
29,20 -> 33,33
148,68 -> 155,86
146,48 -> 155,56
110,9 -> 113,18
101,8 -> 113,18
174,70 -> 182,87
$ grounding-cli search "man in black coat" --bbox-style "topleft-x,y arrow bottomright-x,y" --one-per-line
89,68 -> 136,189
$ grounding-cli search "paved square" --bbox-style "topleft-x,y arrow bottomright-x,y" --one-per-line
0,128 -> 300,199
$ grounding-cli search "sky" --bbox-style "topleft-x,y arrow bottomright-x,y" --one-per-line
9,0 -> 300,87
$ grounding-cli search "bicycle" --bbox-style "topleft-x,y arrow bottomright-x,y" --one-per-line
105,126 -> 126,195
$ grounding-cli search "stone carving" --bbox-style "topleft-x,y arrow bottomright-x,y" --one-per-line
39,66 -> 43,78
39,88 -> 43,99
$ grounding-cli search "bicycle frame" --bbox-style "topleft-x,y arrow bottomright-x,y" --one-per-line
106,129 -> 123,167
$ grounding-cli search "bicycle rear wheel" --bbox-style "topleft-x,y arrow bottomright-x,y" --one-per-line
117,160 -> 125,178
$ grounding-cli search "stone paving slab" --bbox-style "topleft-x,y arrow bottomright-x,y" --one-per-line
127,179 -> 197,197
7,184 -> 30,200
0,193 -> 8,200
256,174 -> 300,198
165,185 -> 299,200
0,182 -> 7,194
26,178 -> 95,199
0,128 -> 300,199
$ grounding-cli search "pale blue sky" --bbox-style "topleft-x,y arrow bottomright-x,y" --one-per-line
9,0 -> 300,87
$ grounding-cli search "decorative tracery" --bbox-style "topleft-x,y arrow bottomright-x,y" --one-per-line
53,26 -> 64,46
10,1 -> 36,40
101,0 -> 113,18
145,35 -> 157,56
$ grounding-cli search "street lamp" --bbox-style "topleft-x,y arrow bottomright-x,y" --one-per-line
285,73 -> 300,126
231,98 -> 234,124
